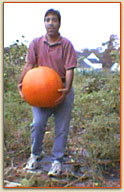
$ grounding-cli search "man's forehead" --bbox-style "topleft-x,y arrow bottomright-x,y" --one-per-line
45,14 -> 58,18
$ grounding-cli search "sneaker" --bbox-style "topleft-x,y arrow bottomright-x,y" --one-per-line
48,160 -> 61,176
24,154 -> 41,170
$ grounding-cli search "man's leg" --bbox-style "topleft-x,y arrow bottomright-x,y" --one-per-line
52,88 -> 74,161
30,107 -> 52,156
25,107 -> 53,170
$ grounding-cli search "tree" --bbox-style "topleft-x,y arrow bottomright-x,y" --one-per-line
101,35 -> 120,68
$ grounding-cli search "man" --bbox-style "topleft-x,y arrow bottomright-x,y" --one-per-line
18,9 -> 77,176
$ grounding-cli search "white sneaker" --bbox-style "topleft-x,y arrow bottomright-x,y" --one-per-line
24,154 -> 40,170
48,160 -> 61,176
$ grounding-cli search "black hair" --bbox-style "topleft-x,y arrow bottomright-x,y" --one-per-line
44,9 -> 61,24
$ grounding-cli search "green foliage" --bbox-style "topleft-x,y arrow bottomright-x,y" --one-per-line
71,71 -> 120,180
4,41 -> 27,92
110,49 -> 120,64
4,41 -> 31,161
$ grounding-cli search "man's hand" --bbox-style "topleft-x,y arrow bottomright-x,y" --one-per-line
17,83 -> 25,99
55,88 -> 69,106
55,69 -> 74,106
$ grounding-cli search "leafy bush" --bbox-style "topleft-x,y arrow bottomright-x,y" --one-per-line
71,71 -> 120,179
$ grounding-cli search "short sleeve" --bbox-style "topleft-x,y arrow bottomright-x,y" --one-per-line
63,41 -> 77,70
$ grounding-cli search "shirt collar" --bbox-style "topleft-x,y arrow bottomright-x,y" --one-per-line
43,33 -> 62,46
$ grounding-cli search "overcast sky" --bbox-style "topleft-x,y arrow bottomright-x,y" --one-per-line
4,2 -> 120,51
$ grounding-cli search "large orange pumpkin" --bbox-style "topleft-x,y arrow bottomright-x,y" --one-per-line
21,66 -> 63,107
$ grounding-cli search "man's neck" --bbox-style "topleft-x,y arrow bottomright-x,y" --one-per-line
46,33 -> 60,44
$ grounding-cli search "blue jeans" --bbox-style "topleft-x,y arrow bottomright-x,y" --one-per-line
30,87 -> 74,162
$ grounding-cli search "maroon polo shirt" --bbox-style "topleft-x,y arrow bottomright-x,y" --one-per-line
26,34 -> 77,79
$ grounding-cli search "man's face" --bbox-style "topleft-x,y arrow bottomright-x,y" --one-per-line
44,14 -> 60,36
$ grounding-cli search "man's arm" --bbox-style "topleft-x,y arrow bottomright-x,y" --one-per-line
55,68 -> 74,105
65,68 -> 74,93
